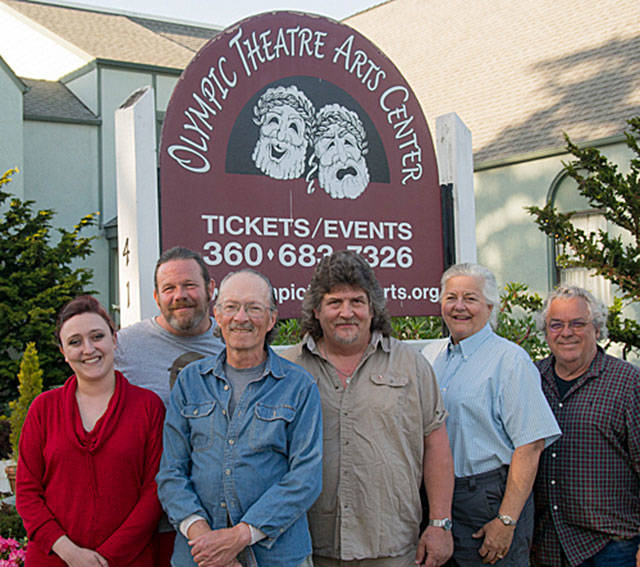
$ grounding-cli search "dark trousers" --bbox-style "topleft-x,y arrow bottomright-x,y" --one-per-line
445,466 -> 533,566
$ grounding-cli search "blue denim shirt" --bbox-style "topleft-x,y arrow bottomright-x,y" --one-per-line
156,347 -> 322,567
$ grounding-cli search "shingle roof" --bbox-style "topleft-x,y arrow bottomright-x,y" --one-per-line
3,0 -> 219,69
345,0 -> 640,165
22,77 -> 98,122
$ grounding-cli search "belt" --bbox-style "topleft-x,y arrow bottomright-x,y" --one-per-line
454,465 -> 509,490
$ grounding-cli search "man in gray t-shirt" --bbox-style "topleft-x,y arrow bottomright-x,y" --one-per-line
114,247 -> 224,566
115,246 -> 224,405
115,316 -> 223,406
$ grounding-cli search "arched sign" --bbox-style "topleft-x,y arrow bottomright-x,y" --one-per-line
160,11 -> 443,317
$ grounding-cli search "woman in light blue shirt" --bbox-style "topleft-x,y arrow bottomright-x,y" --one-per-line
422,263 -> 560,566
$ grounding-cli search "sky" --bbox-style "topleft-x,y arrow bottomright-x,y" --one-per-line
45,0 -> 384,27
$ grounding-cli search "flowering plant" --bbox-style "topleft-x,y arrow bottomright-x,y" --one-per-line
0,537 -> 26,566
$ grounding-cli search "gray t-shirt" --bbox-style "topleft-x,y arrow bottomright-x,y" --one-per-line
114,316 -> 224,406
224,360 -> 266,416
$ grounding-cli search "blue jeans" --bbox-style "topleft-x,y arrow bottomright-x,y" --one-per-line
576,535 -> 640,567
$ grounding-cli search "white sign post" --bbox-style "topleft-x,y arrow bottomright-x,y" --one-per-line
435,112 -> 477,263
115,86 -> 160,327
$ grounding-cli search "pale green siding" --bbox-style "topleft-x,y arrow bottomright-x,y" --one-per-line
0,63 -> 25,198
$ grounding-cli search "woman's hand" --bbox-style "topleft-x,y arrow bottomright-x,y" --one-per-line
52,535 -> 109,567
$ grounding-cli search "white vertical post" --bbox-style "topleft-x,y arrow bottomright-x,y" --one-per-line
435,112 -> 477,263
115,86 -> 160,327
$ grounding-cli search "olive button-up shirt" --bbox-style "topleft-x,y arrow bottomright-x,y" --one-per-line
283,332 -> 447,560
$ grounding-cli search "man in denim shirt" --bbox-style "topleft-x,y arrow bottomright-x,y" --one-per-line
157,269 -> 322,567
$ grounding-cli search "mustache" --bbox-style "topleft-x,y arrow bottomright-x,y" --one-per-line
170,300 -> 197,309
230,324 -> 254,331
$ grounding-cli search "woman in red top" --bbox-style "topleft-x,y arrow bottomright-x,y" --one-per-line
16,296 -> 165,566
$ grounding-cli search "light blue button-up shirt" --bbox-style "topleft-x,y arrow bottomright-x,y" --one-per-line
157,347 -> 322,567
422,323 -> 560,478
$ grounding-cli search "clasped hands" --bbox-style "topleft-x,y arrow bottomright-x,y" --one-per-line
188,521 -> 252,567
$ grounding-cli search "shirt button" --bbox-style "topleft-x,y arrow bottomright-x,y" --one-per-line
558,402 -> 563,408
225,469 -> 231,476
193,409 -> 199,415
228,439 -> 234,445
221,502 -> 226,508
224,385 -> 230,391
222,409 -> 227,416
553,505 -> 558,511
550,480 -> 556,485
551,452 -> 556,458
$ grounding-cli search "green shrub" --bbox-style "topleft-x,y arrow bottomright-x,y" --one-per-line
0,503 -> 26,539
9,343 -> 43,461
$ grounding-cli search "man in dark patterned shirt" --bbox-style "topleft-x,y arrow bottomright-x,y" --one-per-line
531,286 -> 640,567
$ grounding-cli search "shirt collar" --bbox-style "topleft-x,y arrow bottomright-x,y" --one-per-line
303,330 -> 390,357
543,344 -> 605,383
202,346 -> 286,380
447,322 -> 493,358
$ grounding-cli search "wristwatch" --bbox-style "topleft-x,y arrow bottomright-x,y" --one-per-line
497,513 -> 517,526
428,518 -> 453,531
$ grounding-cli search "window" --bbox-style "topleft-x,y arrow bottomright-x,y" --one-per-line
547,171 -> 611,304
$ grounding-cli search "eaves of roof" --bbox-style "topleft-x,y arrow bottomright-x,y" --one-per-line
2,0 -> 218,69
22,77 -> 100,124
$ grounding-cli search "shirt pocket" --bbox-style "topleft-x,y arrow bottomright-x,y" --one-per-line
368,373 -> 409,412
181,401 -> 216,451
249,403 -> 296,454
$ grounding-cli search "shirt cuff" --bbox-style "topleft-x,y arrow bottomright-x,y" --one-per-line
180,514 -> 207,538
248,524 -> 266,545
180,516 -> 265,545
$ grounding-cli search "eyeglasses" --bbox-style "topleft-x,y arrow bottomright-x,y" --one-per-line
215,301 -> 272,318
547,319 -> 591,334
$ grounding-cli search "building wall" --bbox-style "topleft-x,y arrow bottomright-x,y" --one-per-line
22,119 -> 109,303
0,64 -> 25,198
66,66 -> 99,115
99,67 -> 174,222
474,139 -> 633,293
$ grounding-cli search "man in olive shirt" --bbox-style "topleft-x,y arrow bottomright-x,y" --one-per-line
282,250 -> 454,567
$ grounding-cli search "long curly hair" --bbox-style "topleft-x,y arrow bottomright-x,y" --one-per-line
300,250 -> 392,340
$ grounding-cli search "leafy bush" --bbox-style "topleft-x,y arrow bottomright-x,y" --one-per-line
0,504 -> 26,541
0,419 -> 10,460
9,343 -> 43,461
0,169 -> 95,411
527,116 -> 640,358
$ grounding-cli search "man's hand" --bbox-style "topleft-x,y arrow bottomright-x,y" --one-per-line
472,518 -> 515,564
52,535 -> 109,567
415,525 -> 453,566
188,523 -> 251,567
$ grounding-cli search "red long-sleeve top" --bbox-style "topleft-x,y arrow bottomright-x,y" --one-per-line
16,371 -> 165,566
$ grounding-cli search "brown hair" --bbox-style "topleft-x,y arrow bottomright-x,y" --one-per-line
56,295 -> 115,345
300,250 -> 392,339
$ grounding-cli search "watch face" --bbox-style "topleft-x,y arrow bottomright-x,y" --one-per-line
430,518 -> 452,530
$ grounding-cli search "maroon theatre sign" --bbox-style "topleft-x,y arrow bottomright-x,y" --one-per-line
160,11 -> 443,317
